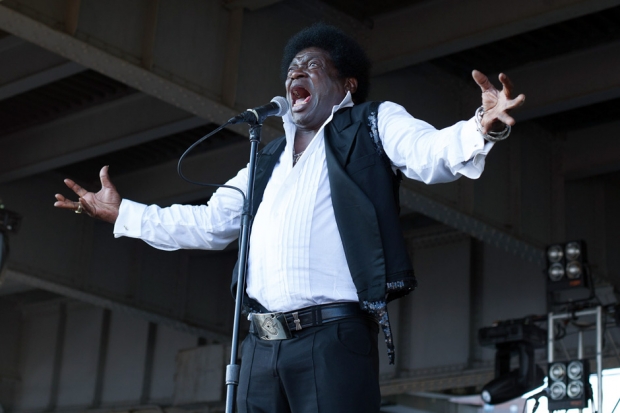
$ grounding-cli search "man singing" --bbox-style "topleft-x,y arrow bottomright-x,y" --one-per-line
55,24 -> 524,413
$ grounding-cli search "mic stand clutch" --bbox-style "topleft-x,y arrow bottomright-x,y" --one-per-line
225,119 -> 263,413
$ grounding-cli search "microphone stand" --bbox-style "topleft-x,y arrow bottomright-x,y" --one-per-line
225,120 -> 263,413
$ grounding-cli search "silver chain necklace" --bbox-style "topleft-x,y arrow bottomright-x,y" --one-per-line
293,150 -> 305,166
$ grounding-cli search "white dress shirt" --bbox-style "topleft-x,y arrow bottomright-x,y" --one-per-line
114,93 -> 493,312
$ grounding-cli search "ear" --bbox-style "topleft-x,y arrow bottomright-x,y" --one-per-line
344,78 -> 358,94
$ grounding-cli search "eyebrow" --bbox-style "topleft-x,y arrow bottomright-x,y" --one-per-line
290,53 -> 325,66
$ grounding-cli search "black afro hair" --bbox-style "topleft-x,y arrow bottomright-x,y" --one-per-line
281,23 -> 371,103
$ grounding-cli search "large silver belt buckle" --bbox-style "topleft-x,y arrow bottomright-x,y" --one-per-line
251,312 -> 292,340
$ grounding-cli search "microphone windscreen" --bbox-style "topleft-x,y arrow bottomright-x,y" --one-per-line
270,96 -> 289,117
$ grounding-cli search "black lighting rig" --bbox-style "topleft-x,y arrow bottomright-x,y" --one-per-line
478,240 -> 618,411
547,358 -> 592,411
478,315 -> 547,405
544,240 -> 620,412
545,307 -> 602,412
545,240 -> 594,306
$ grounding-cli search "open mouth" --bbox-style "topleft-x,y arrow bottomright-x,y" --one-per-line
291,86 -> 311,108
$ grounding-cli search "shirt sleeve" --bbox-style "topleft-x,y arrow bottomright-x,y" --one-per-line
113,166 -> 248,251
378,101 -> 494,184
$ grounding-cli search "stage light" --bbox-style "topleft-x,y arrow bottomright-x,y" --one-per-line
547,359 -> 592,411
546,240 -> 589,294
547,244 -> 563,263
549,363 -> 566,381
567,380 -> 584,398
481,370 -> 527,405
549,380 -> 566,400
479,318 -> 546,405
566,261 -> 582,279
548,263 -> 564,281
565,242 -> 581,261
567,360 -> 583,380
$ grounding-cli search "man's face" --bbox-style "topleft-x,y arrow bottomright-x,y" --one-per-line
285,47 -> 348,132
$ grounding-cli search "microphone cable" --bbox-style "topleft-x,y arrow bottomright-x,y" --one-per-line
176,96 -> 289,203
176,120 -> 246,204
522,389 -> 547,413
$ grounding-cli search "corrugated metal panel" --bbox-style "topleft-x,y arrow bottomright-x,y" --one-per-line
57,303 -> 103,407
173,344 -> 225,405
15,305 -> 59,410
149,325 -> 197,402
403,239 -> 472,371
101,312 -> 148,405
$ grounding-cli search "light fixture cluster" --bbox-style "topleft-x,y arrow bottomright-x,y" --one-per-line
546,241 -> 587,291
478,318 -> 546,405
547,359 -> 592,411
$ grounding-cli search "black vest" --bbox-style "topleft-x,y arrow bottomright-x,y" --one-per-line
231,102 -> 417,363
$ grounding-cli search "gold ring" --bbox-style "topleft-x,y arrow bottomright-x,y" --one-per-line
75,203 -> 83,214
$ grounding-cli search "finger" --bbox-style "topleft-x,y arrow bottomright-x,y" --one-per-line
488,96 -> 524,126
501,94 -> 526,113
498,73 -> 514,98
499,73 -> 520,100
472,70 -> 494,92
64,178 -> 89,198
99,165 -> 115,189
53,197 -> 79,210
497,111 -> 517,126
79,198 -> 94,216
53,193 -> 72,208
512,93 -> 526,108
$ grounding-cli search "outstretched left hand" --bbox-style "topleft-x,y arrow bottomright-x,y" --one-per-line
472,70 -> 525,134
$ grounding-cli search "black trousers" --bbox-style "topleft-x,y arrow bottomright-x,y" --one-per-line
237,316 -> 381,413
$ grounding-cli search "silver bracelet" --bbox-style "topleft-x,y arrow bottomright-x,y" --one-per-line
475,106 -> 511,142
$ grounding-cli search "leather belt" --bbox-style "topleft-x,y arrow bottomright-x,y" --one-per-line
249,302 -> 366,340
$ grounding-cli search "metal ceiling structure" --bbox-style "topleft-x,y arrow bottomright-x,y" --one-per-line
1,0 -> 620,412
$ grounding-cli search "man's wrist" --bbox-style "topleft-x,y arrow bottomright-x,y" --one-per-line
475,107 -> 511,142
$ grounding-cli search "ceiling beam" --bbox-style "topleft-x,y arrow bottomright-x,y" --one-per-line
0,33 -> 80,93
3,268 -> 230,342
370,0 -> 620,75
0,32 -> 24,52
0,4 -> 281,140
0,61 -> 85,100
399,184 -> 546,265
0,93 -> 209,184
113,141 -> 251,205
225,0 -> 283,11
509,39 -> 620,122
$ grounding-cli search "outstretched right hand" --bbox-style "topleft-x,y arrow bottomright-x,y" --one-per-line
54,165 -> 121,224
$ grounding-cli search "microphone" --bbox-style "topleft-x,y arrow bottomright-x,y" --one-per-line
228,96 -> 289,124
